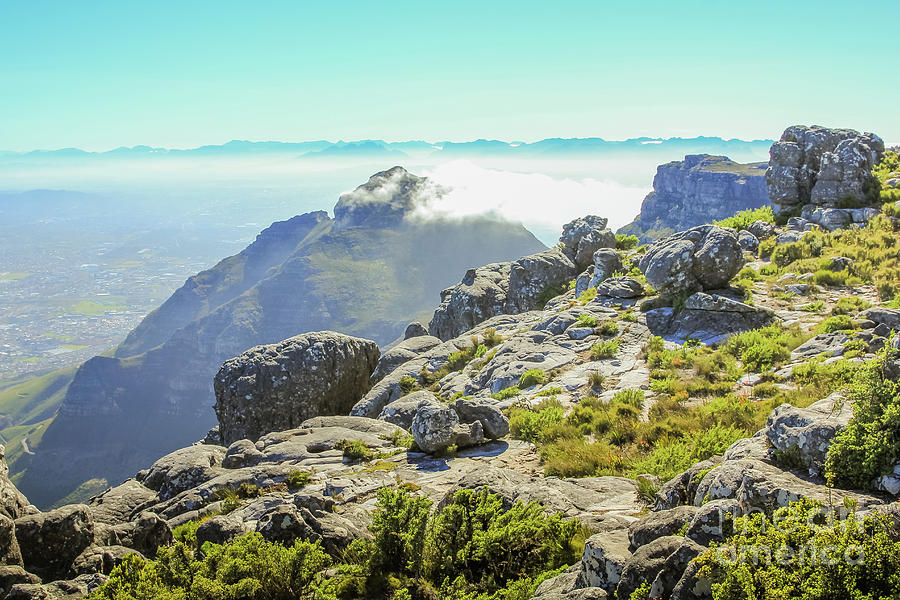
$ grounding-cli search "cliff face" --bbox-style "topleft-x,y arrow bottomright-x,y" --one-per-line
617,154 -> 770,242
18,167 -> 545,508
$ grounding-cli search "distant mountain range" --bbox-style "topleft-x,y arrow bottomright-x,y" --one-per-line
0,136 -> 775,162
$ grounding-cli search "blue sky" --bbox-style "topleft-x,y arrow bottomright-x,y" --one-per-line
1,0 -> 897,151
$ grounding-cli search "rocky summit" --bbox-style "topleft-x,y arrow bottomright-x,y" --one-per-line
4,125 -> 900,600
15,167 -> 544,509
618,154 -> 769,242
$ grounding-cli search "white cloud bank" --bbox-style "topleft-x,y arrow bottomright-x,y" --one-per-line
414,160 -> 650,244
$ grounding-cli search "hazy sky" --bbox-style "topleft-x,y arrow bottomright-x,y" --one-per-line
1,0 -> 897,151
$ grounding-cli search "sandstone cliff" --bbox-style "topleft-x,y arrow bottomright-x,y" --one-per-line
617,154 -> 769,242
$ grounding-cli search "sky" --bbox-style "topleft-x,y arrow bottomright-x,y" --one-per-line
1,0 -> 898,152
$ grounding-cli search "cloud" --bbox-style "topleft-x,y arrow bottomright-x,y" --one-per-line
411,160 -> 649,243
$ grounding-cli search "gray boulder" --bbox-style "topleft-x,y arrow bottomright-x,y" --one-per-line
411,399 -> 484,454
371,335 -> 441,383
0,446 -> 31,521
560,216 -> 615,269
767,125 -> 884,210
775,230 -> 808,245
628,505 -> 699,549
377,391 -> 432,430
0,514 -> 22,566
453,398 -> 510,439
222,439 -> 265,469
595,277 -> 644,299
577,530 -> 632,593
89,480 -> 158,525
685,499 -> 741,545
647,538 -> 706,600
403,321 -> 428,339
15,504 -> 95,581
737,230 -> 759,252
214,331 -> 380,444
140,444 -> 226,500
428,263 -> 511,340
745,220 -> 775,240
70,545 -> 143,576
506,247 -> 578,312
862,307 -> 900,332
590,249 -> 624,287
763,392 -> 852,475
638,226 -> 744,298
615,536 -> 688,600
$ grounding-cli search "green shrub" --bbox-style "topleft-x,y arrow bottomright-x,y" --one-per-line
723,325 -> 799,371
590,339 -> 620,360
535,386 -> 563,397
715,206 -> 775,230
825,343 -> 900,489
596,320 -> 619,336
519,369 -> 548,388
575,314 -> 597,328
492,385 -> 521,400
817,314 -> 855,334
612,389 -> 644,409
694,498 -> 900,600
286,470 -> 311,490
812,269 -> 850,287
509,402 -> 566,444
337,439 -> 376,462
399,376 -> 419,395
621,310 -> 637,322
799,301 -> 824,313
616,234 -> 640,250
758,238 -> 776,259
831,296 -> 871,316
537,283 -> 567,308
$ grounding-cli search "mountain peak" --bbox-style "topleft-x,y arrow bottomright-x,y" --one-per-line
332,166 -> 431,231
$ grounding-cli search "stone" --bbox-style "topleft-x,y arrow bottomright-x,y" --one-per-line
861,307 -> 900,332
195,514 -> 246,546
745,220 -> 775,240
628,505 -> 699,549
0,446 -> 30,521
575,267 -> 595,298
812,207 -> 851,231
89,480 -> 158,526
671,560 -> 713,600
0,566 -> 40,597
577,529 -> 632,593
790,332 -> 849,360
403,321 -> 428,339
763,392 -> 852,476
378,391 -> 431,430
638,226 -> 745,298
411,399 -> 483,454
647,538 -> 706,600
140,444 -> 226,500
506,247 -> 579,313
685,499 -> 741,545
533,567 -> 608,599
594,277 -> 644,299
767,125 -> 884,210
737,230 -> 758,252
428,263 -> 512,341
453,398 -> 510,439
371,335 -> 441,383
15,504 -> 95,581
828,256 -> 853,271
0,514 -> 22,566
774,230 -> 808,245
590,249 -> 624,287
615,536 -> 686,600
560,216 -> 614,269
655,458 -> 722,510
222,439 -> 265,469
214,331 -> 380,444
71,545 -> 144,576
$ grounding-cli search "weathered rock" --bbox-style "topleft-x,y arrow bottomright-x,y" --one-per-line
453,398 -> 510,439
70,545 -> 143,576
0,446 -> 30,521
745,220 -> 775,240
7,574 -> 108,600
827,256 -> 854,271
577,530 -> 632,593
15,504 -> 95,581
655,458 -> 722,510
378,391 -> 431,430
685,499 -> 740,545
638,226 -> 745,298
0,566 -> 40,597
214,331 -> 380,444
533,566 -> 608,599
628,505 -> 699,549
140,445 -> 226,500
506,247 -> 578,312
560,216 -> 614,269
0,514 -> 22,566
645,294 -> 773,345
410,399 -> 483,453
590,249 -> 624,287
222,439 -> 265,469
618,155 -> 769,243
737,230 -> 759,252
428,263 -> 512,341
647,538 -> 706,600
615,536 -> 686,600
594,277 -> 644,299
671,560 -> 713,600
861,307 -> 900,332
763,392 -> 851,475
202,426 -> 223,445
790,332 -> 849,360
195,513 -> 246,546
767,125 -> 884,210
89,480 -> 158,525
371,335 -> 441,383
575,267 -> 595,298
403,321 -> 428,339
775,230 -> 808,245
107,511 -> 172,557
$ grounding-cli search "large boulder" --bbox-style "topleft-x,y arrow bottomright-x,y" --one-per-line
70,545 -> 143,576
645,293 -> 773,345
763,392 -> 852,476
214,332 -> 380,444
0,446 -> 31,521
767,125 -> 884,210
371,335 -> 441,383
14,504 -> 95,581
428,263 -> 512,340
453,398 -> 510,439
560,215 -> 616,269
89,480 -> 158,525
638,226 -> 744,298
139,444 -> 226,500
590,249 -> 624,287
410,399 -> 484,454
627,505 -> 699,549
505,246 -> 578,313
0,515 -> 22,566
577,530 -> 632,593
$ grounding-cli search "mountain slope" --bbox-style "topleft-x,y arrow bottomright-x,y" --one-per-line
16,167 -> 545,508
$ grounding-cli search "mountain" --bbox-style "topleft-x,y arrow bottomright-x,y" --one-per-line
15,167 -> 545,508
617,154 -> 770,242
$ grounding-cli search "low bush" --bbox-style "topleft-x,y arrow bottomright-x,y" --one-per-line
286,470 -> 311,490
615,233 -> 640,250
596,320 -> 619,336
519,368 -> 548,388
723,324 -> 803,372
575,314 -> 597,328
590,339 -> 620,360
817,314 -> 856,333
715,206 -> 775,230
337,439 -> 376,462
832,296 -> 871,316
491,385 -> 521,400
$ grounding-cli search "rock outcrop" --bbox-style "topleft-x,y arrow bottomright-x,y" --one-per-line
767,125 -> 884,211
618,155 -> 769,242
428,215 -> 617,341
638,226 -> 745,298
214,332 -> 380,445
